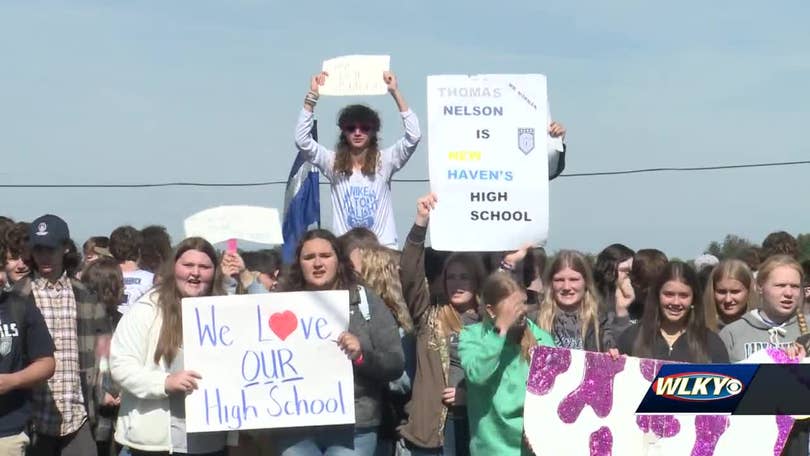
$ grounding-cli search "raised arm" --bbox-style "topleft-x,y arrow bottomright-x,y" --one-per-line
400,193 -> 437,326
460,292 -> 526,385
547,105 -> 567,180
295,72 -> 335,175
459,326 -> 507,385
382,71 -> 421,173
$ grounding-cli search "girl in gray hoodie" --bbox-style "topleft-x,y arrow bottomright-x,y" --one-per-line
719,255 -> 808,362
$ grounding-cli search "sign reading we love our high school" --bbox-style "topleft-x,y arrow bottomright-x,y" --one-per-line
181,291 -> 354,432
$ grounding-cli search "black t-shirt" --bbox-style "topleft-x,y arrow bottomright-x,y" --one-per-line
0,291 -> 55,437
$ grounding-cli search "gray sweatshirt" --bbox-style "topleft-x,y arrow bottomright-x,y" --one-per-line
718,310 -> 803,362
348,286 -> 405,427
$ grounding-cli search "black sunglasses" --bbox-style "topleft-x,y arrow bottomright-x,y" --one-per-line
342,124 -> 372,134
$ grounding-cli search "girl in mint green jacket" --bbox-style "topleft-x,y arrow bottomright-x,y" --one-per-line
460,272 -> 555,456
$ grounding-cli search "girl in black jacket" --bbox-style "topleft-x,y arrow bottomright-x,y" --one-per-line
617,261 -> 728,363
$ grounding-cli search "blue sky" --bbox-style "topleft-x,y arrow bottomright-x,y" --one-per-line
1,1 -> 808,258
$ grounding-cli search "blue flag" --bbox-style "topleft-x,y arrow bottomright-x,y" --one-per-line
282,121 -> 321,263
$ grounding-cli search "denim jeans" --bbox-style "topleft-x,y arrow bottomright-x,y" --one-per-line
277,425 -> 378,456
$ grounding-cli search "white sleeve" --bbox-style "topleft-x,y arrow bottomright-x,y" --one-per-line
382,109 -> 421,176
110,304 -> 169,400
294,108 -> 335,179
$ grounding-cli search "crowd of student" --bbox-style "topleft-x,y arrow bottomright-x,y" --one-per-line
1,206 -> 809,456
2,71 -> 809,456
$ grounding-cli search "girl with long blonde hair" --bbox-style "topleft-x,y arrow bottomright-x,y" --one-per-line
358,245 -> 415,456
537,250 -> 615,352
703,259 -> 758,331
719,255 -> 808,362
359,246 -> 413,333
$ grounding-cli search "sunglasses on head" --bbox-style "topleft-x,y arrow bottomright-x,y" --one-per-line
342,124 -> 372,134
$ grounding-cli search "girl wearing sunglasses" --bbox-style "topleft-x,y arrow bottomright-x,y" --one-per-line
295,70 -> 421,249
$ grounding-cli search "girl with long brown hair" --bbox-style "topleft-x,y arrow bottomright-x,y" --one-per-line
274,229 -> 404,455
397,193 -> 487,456
618,261 -> 729,363
110,237 -> 233,456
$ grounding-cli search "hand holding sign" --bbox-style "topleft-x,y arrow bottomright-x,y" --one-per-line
310,71 -> 328,95
220,251 -> 245,278
383,71 -> 398,93
548,121 -> 566,140
415,193 -> 438,227
501,242 -> 534,270
337,331 -> 362,361
165,370 -> 202,394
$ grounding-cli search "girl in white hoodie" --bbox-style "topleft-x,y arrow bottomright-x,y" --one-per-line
110,237 -> 235,456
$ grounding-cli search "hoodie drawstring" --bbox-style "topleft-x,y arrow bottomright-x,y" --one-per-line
768,326 -> 787,345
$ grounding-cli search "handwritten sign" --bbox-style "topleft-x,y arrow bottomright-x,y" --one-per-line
426,74 -> 549,251
319,55 -> 391,96
524,347 -> 792,455
181,291 -> 354,432
184,205 -> 283,246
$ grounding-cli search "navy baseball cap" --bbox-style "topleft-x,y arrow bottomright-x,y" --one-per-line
29,214 -> 70,248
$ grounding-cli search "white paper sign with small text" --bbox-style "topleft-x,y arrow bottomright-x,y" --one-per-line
182,291 -> 354,432
427,74 -> 549,251
320,55 -> 391,96
183,205 -> 283,246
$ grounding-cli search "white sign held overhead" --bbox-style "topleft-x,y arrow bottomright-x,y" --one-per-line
320,55 -> 391,96
426,74 -> 550,252
183,205 -> 283,245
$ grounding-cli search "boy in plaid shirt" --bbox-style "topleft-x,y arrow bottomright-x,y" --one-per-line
19,215 -> 111,456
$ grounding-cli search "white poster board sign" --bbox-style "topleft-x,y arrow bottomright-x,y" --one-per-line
182,291 -> 354,432
427,74 -> 549,251
524,346 -> 793,455
319,55 -> 391,96
183,205 -> 283,245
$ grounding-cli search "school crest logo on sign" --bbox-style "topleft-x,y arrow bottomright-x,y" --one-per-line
518,128 -> 535,155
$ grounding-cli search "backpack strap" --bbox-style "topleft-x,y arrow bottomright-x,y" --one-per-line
356,285 -> 371,321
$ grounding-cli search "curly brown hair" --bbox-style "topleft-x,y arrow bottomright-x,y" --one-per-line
1,222 -> 29,260
334,104 -> 381,176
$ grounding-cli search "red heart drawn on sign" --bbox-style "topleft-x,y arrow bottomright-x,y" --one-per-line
269,311 -> 298,341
